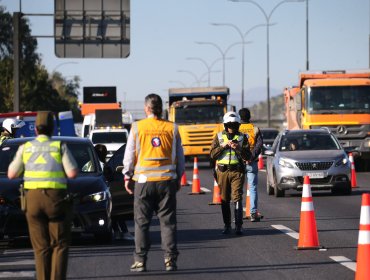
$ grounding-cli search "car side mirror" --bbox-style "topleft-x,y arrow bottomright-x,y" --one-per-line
115,166 -> 124,173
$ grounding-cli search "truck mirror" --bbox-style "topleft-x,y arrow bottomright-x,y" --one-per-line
295,93 -> 302,111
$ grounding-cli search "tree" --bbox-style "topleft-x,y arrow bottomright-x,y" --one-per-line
0,5 -> 81,119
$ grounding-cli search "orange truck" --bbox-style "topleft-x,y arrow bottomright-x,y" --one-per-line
284,69 -> 370,169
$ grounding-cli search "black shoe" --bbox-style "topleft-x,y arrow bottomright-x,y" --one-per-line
165,258 -> 177,271
130,261 -> 146,272
221,225 -> 231,234
235,225 -> 243,235
250,212 -> 261,222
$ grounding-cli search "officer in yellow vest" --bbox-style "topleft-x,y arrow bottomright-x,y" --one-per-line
0,118 -> 25,145
8,111 -> 78,280
210,112 -> 251,235
238,108 -> 264,222
122,94 -> 185,272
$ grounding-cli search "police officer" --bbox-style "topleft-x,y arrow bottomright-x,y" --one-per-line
8,111 -> 78,280
0,118 -> 25,145
122,93 -> 185,272
238,108 -> 263,222
210,112 -> 251,235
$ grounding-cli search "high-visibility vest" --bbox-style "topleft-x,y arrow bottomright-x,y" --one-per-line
239,123 -> 258,150
132,118 -> 178,182
22,135 -> 67,190
0,135 -> 11,145
216,132 -> 244,165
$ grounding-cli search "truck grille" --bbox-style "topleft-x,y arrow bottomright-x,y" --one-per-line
311,124 -> 368,139
186,130 -> 216,144
295,161 -> 333,171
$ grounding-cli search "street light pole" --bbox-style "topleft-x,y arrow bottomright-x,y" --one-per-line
186,57 -> 212,86
230,0 -> 304,127
177,70 -> 201,87
195,41 -> 246,86
306,0 -> 309,70
211,23 -> 265,108
52,62 -> 78,73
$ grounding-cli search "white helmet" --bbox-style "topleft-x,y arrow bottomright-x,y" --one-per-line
2,118 -> 25,134
223,112 -> 240,124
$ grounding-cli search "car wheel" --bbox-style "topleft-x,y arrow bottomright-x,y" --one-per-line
342,184 -> 352,195
266,176 -> 274,195
273,171 -> 285,197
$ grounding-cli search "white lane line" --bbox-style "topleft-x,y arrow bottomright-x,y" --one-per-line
200,187 -> 211,193
3,249 -> 33,255
271,224 -> 299,240
0,260 -> 34,266
0,271 -> 35,278
259,169 -> 266,172
329,256 -> 356,272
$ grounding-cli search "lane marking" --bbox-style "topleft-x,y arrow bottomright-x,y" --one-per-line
200,187 -> 211,193
3,249 -> 33,255
0,260 -> 34,266
0,271 -> 35,278
329,256 -> 356,272
271,224 -> 299,239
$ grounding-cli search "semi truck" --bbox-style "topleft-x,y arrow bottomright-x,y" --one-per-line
167,86 -> 232,160
284,69 -> 370,170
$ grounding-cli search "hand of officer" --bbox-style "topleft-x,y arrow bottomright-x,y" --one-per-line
229,140 -> 239,150
124,179 -> 134,195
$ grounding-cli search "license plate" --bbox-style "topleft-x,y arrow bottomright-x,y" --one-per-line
305,172 -> 325,179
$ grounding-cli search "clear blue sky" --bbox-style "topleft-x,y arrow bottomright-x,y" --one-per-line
1,0 -> 369,114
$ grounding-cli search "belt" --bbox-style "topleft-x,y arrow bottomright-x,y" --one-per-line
217,164 -> 242,172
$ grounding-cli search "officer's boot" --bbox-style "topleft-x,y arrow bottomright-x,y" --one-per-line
221,200 -> 231,234
234,200 -> 243,235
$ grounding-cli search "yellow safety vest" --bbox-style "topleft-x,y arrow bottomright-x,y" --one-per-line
22,136 -> 67,190
0,135 -> 11,145
216,132 -> 244,165
239,123 -> 258,150
132,118 -> 178,182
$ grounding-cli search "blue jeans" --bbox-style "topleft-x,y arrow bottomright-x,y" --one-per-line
246,161 -> 258,214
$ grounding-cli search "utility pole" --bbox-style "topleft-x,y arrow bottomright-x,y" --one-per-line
13,12 -> 22,112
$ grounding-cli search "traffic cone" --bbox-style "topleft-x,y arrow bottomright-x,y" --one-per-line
349,152 -> 358,188
208,178 -> 221,205
188,157 -> 205,195
355,193 -> 370,280
258,154 -> 264,170
296,176 -> 322,250
244,184 -> 251,219
180,172 -> 189,187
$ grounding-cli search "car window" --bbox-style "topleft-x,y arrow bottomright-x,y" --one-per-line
91,131 -> 127,144
261,130 -> 279,139
279,133 -> 340,151
66,143 -> 97,173
271,134 -> 281,152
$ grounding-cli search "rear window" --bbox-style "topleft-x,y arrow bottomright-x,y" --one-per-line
261,130 -> 279,139
279,133 -> 340,151
91,132 -> 127,144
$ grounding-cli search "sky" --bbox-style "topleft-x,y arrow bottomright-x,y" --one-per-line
1,0 -> 369,117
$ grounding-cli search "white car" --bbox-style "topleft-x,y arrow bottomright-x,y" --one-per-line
89,128 -> 129,159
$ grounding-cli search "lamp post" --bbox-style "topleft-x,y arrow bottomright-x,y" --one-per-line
305,0 -> 309,70
177,70 -> 201,87
195,41 -> 246,86
52,62 -> 78,73
230,0 -> 304,127
169,80 -> 187,88
210,23 -> 266,108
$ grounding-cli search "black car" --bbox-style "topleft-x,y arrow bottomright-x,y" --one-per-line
0,137 -> 113,242
260,128 -> 279,151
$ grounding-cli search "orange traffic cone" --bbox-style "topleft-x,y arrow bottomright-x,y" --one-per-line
355,193 -> 370,280
296,176 -> 322,250
188,157 -> 205,195
244,184 -> 251,219
349,152 -> 358,188
180,172 -> 189,187
208,178 -> 221,205
258,154 -> 264,170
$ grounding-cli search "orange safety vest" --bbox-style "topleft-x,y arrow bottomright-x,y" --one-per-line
239,123 -> 258,151
132,117 -> 178,182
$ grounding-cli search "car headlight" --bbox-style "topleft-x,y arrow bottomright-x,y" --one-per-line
278,158 -> 294,168
81,191 -> 108,203
335,156 -> 348,167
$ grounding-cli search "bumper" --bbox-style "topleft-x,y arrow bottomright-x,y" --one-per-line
277,174 -> 351,191
182,145 -> 211,157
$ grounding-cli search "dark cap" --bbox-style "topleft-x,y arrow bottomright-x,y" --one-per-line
36,111 -> 54,130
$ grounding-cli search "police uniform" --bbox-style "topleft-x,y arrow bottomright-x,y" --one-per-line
0,134 -> 11,145
123,112 -> 185,271
210,112 -> 251,234
8,111 -> 78,280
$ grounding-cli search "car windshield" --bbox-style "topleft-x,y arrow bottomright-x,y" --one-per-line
175,105 -> 224,124
261,130 -> 279,139
0,141 -> 97,175
91,132 -> 127,144
279,133 -> 341,151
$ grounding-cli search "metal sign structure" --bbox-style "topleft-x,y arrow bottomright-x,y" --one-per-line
54,0 -> 130,58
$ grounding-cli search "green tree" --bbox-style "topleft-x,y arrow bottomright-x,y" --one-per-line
0,5 -> 81,119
